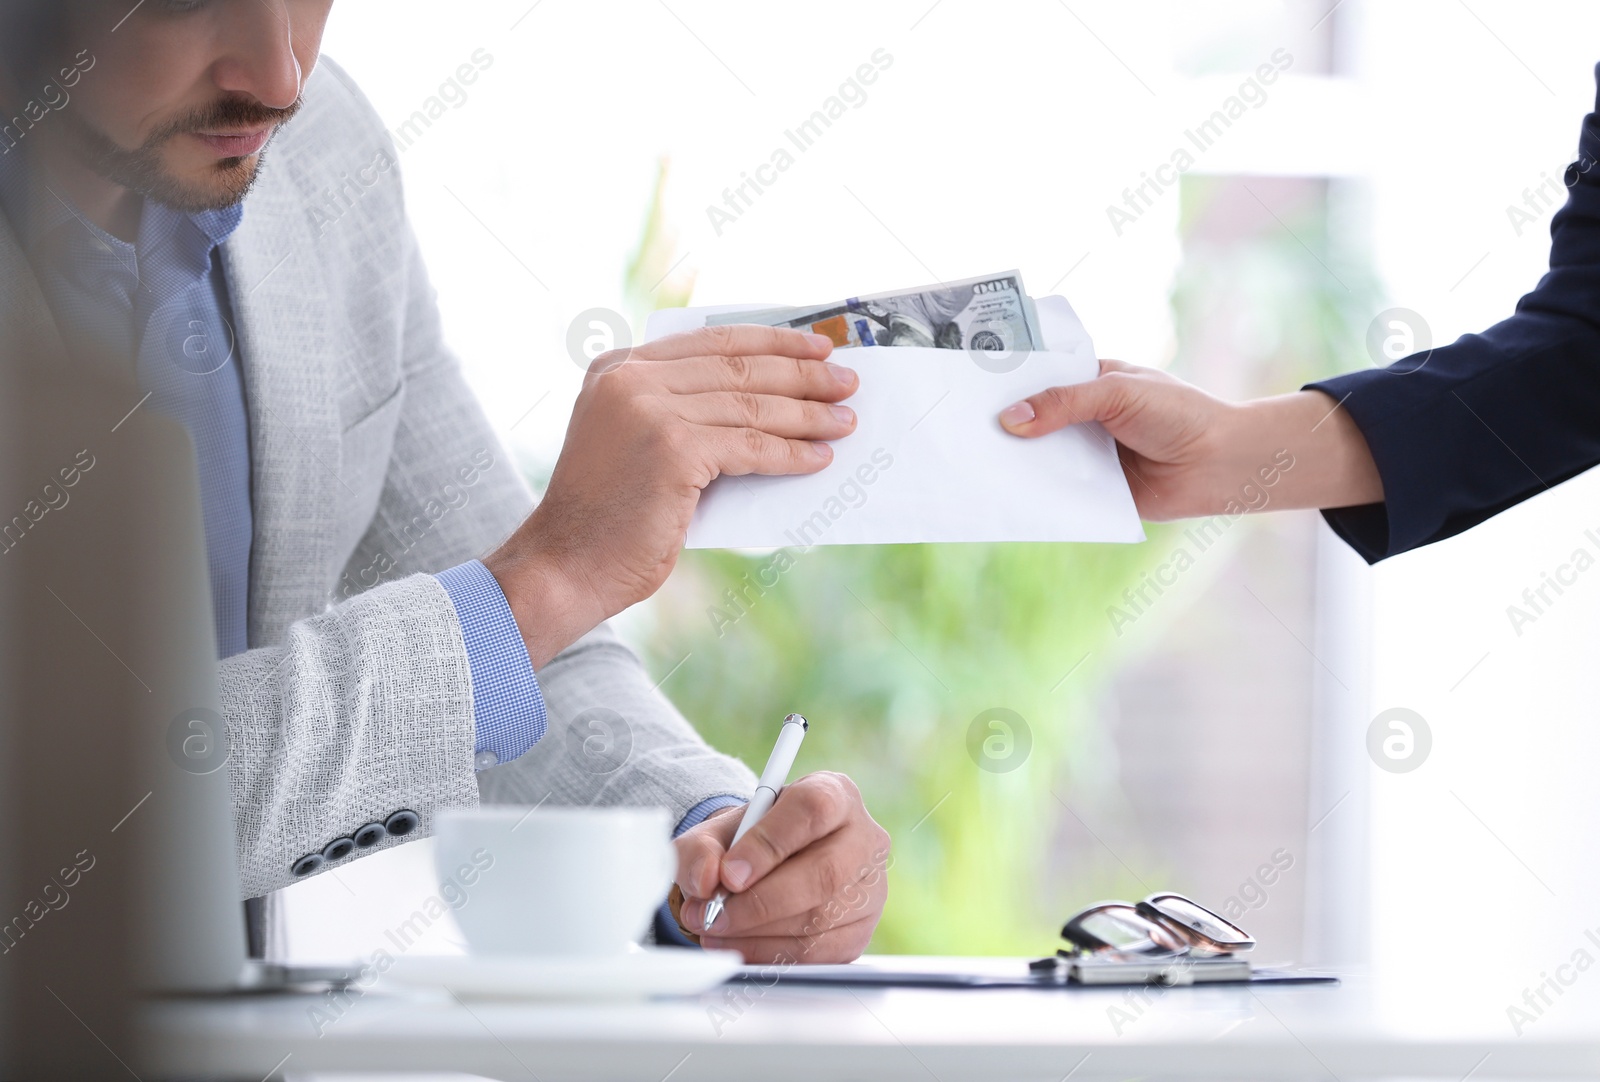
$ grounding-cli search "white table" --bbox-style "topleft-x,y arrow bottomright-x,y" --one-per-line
140,956 -> 1600,1080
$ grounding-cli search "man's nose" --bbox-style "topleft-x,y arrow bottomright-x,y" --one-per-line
210,0 -> 304,111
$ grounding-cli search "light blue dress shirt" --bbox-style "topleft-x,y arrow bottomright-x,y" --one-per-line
434,560 -> 548,767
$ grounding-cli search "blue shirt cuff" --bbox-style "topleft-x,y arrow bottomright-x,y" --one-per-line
674,794 -> 748,837
435,560 -> 548,771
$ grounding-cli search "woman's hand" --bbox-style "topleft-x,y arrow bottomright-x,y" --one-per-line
998,360 -> 1383,520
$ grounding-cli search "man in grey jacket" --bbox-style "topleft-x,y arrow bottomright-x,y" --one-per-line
0,0 -> 888,963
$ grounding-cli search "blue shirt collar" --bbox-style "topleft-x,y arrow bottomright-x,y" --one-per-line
191,202 -> 244,249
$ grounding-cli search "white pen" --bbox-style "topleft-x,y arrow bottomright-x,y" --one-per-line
702,712 -> 809,933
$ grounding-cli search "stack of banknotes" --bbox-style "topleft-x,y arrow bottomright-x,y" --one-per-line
705,270 -> 1046,355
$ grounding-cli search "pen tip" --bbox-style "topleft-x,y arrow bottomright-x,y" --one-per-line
785,713 -> 808,731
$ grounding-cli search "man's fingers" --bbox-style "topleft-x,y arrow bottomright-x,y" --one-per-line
654,352 -> 858,401
701,923 -> 876,965
673,807 -> 741,898
692,424 -> 835,477
685,831 -> 886,937
998,368 -> 1143,438
680,833 -> 842,932
677,392 -> 856,442
631,324 -> 835,363
676,773 -> 888,966
720,772 -> 856,893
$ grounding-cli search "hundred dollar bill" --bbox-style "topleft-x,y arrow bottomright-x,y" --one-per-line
706,271 -> 1044,353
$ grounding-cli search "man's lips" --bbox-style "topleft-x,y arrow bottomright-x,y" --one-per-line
190,126 -> 273,157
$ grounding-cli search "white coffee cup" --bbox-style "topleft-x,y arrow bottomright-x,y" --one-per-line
433,806 -> 675,957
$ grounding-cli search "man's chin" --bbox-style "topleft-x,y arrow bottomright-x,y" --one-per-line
135,154 -> 263,214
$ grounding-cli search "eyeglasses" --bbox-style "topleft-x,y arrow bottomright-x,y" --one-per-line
1056,892 -> 1255,960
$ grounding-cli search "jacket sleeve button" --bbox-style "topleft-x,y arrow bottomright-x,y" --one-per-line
323,837 -> 356,862
385,809 -> 420,837
292,853 -> 325,877
353,822 -> 387,848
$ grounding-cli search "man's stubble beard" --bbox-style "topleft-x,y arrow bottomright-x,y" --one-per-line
66,94 -> 303,214
88,133 -> 263,214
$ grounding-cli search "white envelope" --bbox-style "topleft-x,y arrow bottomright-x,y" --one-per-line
644,296 -> 1144,549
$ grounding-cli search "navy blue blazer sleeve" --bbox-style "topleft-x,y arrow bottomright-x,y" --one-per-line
1306,63 -> 1600,563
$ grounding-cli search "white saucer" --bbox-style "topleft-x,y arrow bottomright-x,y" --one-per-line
381,947 -> 744,1000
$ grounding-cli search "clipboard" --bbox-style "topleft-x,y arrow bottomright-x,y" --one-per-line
729,956 -> 1338,990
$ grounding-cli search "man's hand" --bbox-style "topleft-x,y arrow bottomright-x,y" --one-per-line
485,326 -> 858,667
997,359 -> 1383,521
673,772 -> 891,964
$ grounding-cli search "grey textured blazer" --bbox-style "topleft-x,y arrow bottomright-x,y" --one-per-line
0,59 -> 754,899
